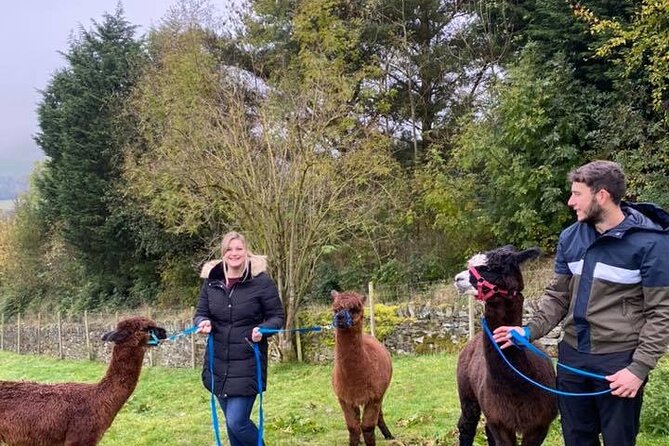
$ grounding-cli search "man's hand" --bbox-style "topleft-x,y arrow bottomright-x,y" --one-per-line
492,326 -> 526,349
251,327 -> 263,343
606,368 -> 643,398
197,320 -> 211,334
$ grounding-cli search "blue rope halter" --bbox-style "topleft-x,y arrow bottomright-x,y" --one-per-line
481,318 -> 611,397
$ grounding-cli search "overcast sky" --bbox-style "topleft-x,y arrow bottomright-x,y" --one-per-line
0,1 -> 176,177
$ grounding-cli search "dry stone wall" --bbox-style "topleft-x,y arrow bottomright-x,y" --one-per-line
0,301 -> 562,367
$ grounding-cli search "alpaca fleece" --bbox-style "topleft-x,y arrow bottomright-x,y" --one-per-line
332,290 -> 393,446
0,316 -> 165,446
456,246 -> 557,446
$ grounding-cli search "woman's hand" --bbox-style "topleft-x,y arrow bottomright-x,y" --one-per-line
251,327 -> 263,343
197,320 -> 211,334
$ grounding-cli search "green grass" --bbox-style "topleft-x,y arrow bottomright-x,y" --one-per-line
0,351 -> 667,446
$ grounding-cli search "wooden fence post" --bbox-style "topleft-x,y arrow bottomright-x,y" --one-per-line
84,310 -> 91,360
368,281 -> 376,338
57,311 -> 63,359
468,297 -> 475,340
147,308 -> 154,367
16,313 -> 21,354
190,306 -> 196,369
37,312 -> 41,355
295,315 -> 303,363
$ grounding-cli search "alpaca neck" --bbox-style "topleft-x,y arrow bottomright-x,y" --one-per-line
483,299 -> 523,330
335,327 -> 364,362
97,345 -> 146,418
482,299 -> 528,377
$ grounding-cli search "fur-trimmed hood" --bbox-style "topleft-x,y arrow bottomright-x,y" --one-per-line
200,255 -> 268,280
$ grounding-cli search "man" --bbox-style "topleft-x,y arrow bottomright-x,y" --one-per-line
493,160 -> 669,446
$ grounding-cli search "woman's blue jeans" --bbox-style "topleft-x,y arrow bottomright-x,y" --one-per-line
217,395 -> 259,446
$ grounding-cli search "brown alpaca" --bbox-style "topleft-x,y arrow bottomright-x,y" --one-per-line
0,316 -> 166,446
455,246 -> 557,446
331,290 -> 393,446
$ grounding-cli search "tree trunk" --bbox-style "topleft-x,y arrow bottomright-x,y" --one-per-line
279,333 -> 296,362
276,282 -> 298,362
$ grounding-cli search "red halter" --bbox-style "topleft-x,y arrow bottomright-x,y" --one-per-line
468,266 -> 516,302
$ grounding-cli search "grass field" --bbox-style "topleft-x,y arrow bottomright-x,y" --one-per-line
0,350 -> 667,446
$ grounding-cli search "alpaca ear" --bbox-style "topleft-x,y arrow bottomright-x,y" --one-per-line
516,247 -> 541,264
102,329 -> 131,343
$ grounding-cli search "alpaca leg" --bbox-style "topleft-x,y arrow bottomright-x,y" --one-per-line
339,398 -> 361,446
65,433 -> 100,446
457,398 -> 481,446
520,425 -> 550,446
361,400 -> 383,446
485,422 -> 517,446
377,407 -> 394,440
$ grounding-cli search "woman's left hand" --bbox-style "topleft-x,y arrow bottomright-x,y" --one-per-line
251,327 -> 263,343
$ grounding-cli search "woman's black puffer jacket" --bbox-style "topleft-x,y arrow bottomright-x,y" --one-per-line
194,256 -> 284,397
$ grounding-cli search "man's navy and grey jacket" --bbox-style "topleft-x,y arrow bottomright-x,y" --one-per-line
194,256 -> 284,397
527,202 -> 669,380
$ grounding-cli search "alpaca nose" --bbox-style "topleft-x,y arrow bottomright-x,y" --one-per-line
334,310 -> 353,328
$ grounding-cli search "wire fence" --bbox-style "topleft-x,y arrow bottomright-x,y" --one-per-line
0,307 -> 202,368
0,264 -> 553,367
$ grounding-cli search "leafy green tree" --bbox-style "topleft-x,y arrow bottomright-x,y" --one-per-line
0,193 -> 47,315
125,22 -> 405,359
448,48 -> 596,251
486,0 -> 635,87
0,170 -> 87,316
573,0 -> 669,206
34,8 -> 151,306
575,0 -> 669,112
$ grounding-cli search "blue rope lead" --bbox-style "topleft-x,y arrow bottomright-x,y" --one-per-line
252,343 -> 264,446
208,335 -> 223,446
509,330 -> 610,381
258,324 -> 332,335
152,325 -> 198,346
481,319 -> 611,397
167,325 -> 199,342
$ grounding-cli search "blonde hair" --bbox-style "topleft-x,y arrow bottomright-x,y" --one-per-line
221,231 -> 248,254
199,233 -> 268,279
221,231 -> 250,281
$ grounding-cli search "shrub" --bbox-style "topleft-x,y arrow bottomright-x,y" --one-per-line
641,358 -> 669,436
296,302 -> 407,361
371,303 -> 407,342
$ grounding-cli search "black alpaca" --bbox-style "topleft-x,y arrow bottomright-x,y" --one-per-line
455,246 -> 557,446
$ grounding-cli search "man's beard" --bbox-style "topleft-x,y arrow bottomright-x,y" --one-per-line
581,198 -> 605,225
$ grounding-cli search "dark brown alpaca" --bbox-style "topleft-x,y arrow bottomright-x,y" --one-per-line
455,246 -> 557,446
331,290 -> 394,446
0,316 -> 166,446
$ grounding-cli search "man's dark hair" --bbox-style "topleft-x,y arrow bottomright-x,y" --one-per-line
568,160 -> 626,205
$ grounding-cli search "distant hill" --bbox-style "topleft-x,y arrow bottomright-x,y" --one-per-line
0,176 -> 28,200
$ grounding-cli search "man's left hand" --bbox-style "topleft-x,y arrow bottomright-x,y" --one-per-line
606,368 -> 643,398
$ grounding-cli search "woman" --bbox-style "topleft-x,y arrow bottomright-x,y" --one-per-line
195,231 -> 284,446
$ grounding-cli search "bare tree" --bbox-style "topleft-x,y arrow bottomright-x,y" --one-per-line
125,28 -> 404,359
